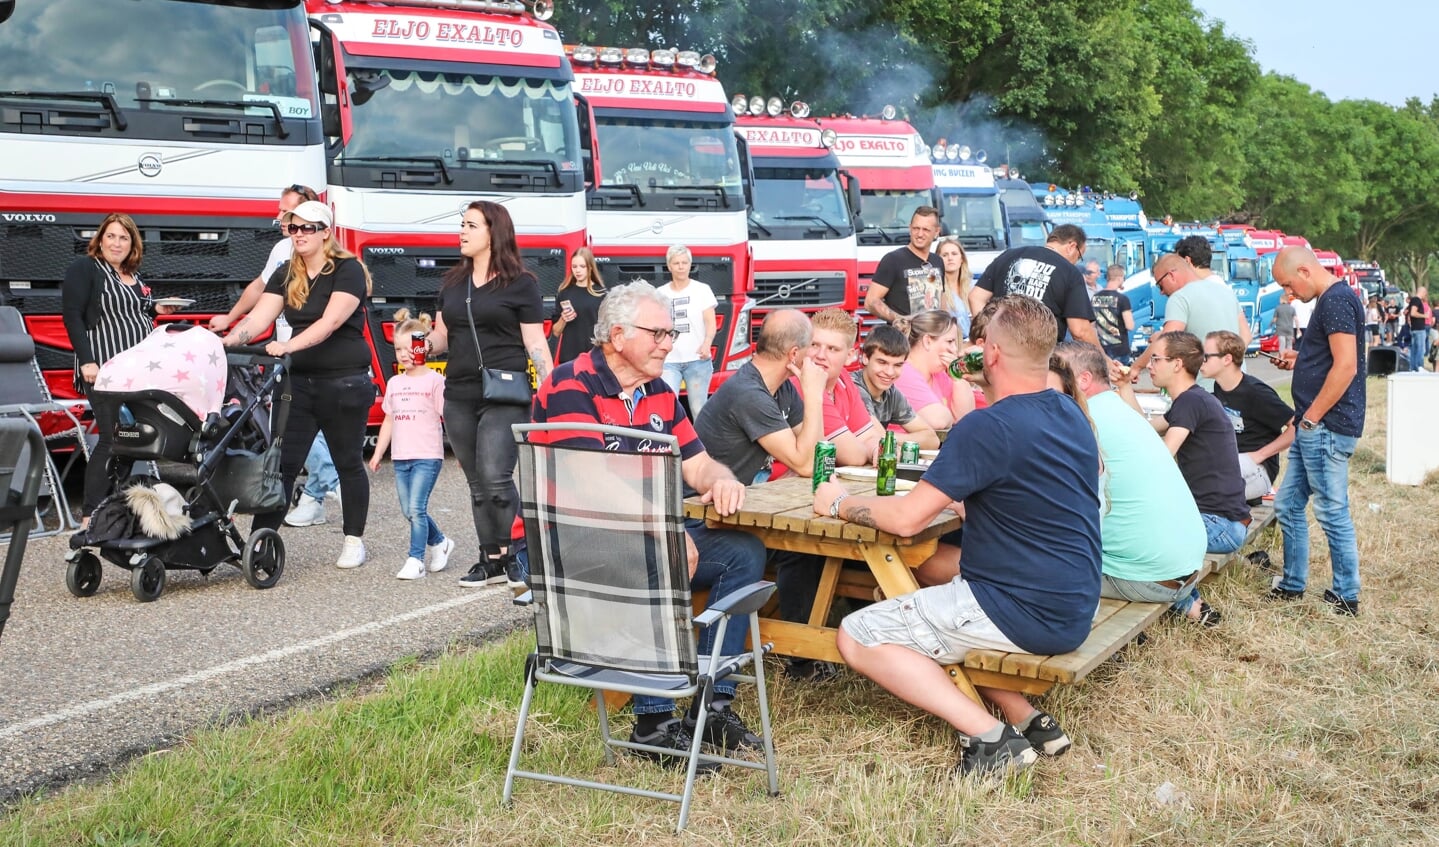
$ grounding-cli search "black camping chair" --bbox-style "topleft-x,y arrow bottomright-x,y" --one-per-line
0,418 -> 48,640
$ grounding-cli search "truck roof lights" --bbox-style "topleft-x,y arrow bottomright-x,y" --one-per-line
731,94 -> 749,115
677,50 -> 701,70
749,96 -> 765,116
880,104 -> 897,120
379,0 -> 529,14
624,48 -> 649,66
820,128 -> 837,147
532,0 -> 554,20
570,44 -> 598,64
974,150 -> 987,164
651,48 -> 676,68
790,101 -> 810,119
956,144 -> 972,161
698,54 -> 717,74
598,46 -> 623,65
931,142 -> 946,161
766,97 -> 783,117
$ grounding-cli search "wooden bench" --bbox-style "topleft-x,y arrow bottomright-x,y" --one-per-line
958,505 -> 1275,695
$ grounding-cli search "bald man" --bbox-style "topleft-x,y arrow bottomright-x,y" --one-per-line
1132,253 -> 1251,385
1268,247 -> 1365,616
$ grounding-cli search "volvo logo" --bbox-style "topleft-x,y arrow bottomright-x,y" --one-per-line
138,153 -> 163,178
650,219 -> 665,234
1,213 -> 56,223
369,247 -> 406,255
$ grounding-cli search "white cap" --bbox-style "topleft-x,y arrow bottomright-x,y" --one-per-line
283,200 -> 332,229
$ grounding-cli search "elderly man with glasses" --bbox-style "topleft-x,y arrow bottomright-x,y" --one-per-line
1131,252 -> 1250,387
528,281 -> 769,769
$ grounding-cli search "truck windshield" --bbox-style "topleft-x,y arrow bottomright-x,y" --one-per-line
1083,242 -> 1115,269
751,166 -> 850,237
941,192 -> 1005,249
0,0 -> 316,124
1009,221 -> 1048,248
342,70 -> 579,171
861,189 -> 932,232
595,117 -> 741,196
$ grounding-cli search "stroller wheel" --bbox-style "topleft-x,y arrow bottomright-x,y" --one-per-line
130,556 -> 167,603
243,528 -> 285,589
66,552 -> 104,598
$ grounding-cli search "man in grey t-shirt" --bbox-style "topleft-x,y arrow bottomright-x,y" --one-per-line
695,310 -> 827,484
1273,296 -> 1297,353
850,325 -> 939,449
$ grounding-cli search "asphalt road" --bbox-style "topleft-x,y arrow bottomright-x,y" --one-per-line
0,462 -> 527,804
0,354 -> 1293,805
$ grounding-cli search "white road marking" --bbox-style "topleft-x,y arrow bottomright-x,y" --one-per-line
0,592 -> 495,740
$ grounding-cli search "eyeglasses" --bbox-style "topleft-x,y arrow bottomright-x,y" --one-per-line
287,183 -> 312,197
285,223 -> 326,235
1202,353 -> 1225,360
629,324 -> 681,343
1156,270 -> 1177,286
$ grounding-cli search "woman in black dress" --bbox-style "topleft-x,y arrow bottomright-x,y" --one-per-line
61,212 -> 179,521
550,247 -> 607,365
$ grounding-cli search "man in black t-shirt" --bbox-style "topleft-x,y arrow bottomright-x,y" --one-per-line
970,223 -> 1100,347
1201,330 -> 1294,499
864,206 -> 943,325
1090,264 -> 1134,363
1146,331 -> 1251,555
1406,286 -> 1431,372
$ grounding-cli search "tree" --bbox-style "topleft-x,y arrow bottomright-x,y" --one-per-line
1338,99 -> 1439,261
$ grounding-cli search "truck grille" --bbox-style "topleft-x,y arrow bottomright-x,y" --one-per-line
363,247 -> 567,300
596,256 -> 736,296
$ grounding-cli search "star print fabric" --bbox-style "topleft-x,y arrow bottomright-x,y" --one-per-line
95,325 -> 227,419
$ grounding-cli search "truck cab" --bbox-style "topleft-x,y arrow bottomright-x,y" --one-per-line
995,175 -> 1051,248
929,144 -> 1006,276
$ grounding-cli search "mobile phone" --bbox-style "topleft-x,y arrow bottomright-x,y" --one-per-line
1259,350 -> 1280,361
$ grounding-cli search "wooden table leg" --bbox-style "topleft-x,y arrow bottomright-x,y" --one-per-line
859,543 -> 983,704
807,557 -> 844,627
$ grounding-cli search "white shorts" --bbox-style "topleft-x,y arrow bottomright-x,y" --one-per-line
840,578 -> 1021,665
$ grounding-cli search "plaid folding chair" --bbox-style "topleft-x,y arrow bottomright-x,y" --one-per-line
0,306 -> 91,534
504,422 -> 779,832
0,418 -> 48,640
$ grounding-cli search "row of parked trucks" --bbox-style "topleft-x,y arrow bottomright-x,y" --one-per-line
0,0 -> 1389,424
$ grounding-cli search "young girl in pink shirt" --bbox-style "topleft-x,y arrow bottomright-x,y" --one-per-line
369,309 -> 453,580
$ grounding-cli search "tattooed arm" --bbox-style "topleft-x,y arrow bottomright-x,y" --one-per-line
811,479 -> 956,537
222,292 -> 285,347
521,322 -> 554,385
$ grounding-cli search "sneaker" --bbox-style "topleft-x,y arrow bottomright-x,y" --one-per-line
1019,711 -> 1071,757
956,724 -> 1038,778
336,536 -> 367,569
628,718 -> 720,774
426,537 -> 455,573
686,705 -> 762,752
1323,589 -> 1359,616
325,490 -> 341,504
284,494 -> 326,527
458,559 -> 506,587
396,556 -> 426,580
784,658 -> 842,683
505,554 -> 528,592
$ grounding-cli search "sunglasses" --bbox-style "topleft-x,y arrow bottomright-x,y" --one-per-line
630,324 -> 681,343
285,222 -> 327,235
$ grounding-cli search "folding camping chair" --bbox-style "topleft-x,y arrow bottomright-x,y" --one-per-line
0,418 -> 48,640
0,306 -> 91,534
503,422 -> 779,833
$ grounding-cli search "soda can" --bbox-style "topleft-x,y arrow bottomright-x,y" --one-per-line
411,332 -> 427,367
813,441 -> 837,492
900,440 -> 920,464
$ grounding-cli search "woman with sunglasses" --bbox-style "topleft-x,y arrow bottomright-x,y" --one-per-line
892,310 -> 976,431
62,212 -> 182,524
422,200 -> 552,588
936,237 -> 973,339
223,201 -> 377,570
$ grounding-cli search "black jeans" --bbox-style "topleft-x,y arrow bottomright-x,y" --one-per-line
444,391 -> 527,552
82,390 -> 133,516
252,372 -> 375,537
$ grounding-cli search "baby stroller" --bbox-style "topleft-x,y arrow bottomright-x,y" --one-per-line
64,345 -> 292,602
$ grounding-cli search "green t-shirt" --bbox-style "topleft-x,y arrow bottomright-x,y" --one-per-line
1167,276 -> 1243,389
1090,391 -> 1206,582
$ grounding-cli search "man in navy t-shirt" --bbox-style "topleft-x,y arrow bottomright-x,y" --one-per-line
1270,247 -> 1366,615
812,294 -> 1101,778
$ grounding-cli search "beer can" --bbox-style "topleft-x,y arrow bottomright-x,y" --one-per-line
410,332 -> 427,367
900,440 -> 921,464
812,441 -> 837,492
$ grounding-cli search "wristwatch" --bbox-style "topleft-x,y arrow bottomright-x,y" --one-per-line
1300,418 -> 1319,431
828,493 -> 849,518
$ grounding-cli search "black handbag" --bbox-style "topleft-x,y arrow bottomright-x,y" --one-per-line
466,286 -> 533,406
213,444 -> 287,514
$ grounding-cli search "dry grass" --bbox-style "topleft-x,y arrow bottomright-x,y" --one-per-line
3,382 -> 1438,846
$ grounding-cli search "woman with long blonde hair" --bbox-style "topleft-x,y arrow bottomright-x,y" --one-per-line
222,201 -> 377,569
936,236 -> 973,339
551,246 -> 607,364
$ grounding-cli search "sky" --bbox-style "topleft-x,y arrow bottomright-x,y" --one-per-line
1192,0 -> 1439,106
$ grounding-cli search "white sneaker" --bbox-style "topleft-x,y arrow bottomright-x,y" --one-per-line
284,494 -> 326,527
336,536 -> 367,569
326,490 -> 341,505
426,537 -> 456,573
396,556 -> 426,580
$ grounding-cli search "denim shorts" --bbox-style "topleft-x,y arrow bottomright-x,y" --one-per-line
840,578 -> 1019,665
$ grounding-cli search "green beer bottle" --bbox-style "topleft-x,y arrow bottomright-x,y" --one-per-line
947,349 -> 985,379
876,430 -> 897,496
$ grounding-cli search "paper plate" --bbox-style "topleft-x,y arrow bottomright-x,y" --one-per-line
154,297 -> 195,309
834,466 -> 877,481
919,449 -> 939,460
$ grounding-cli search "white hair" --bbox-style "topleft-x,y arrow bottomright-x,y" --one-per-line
592,281 -> 669,347
665,244 -> 692,264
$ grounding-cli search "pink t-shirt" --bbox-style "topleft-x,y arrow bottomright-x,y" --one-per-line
894,361 -> 957,417
771,374 -> 876,477
95,325 -> 226,420
381,368 -> 446,460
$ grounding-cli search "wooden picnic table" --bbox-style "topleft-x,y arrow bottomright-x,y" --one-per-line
684,474 -> 982,701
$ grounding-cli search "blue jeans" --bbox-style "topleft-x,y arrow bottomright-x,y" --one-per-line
1202,512 -> 1248,555
662,359 -> 714,418
394,458 -> 445,560
1274,424 -> 1360,600
633,519 -> 766,715
1409,327 -> 1430,371
302,430 -> 339,500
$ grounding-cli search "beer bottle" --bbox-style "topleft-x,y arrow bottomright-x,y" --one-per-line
876,430 -> 897,496
947,349 -> 985,379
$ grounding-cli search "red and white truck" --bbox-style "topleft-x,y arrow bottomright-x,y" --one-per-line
814,113 -> 938,322
734,98 -> 859,340
0,0 -> 325,401
569,45 -> 754,389
308,0 -> 586,416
